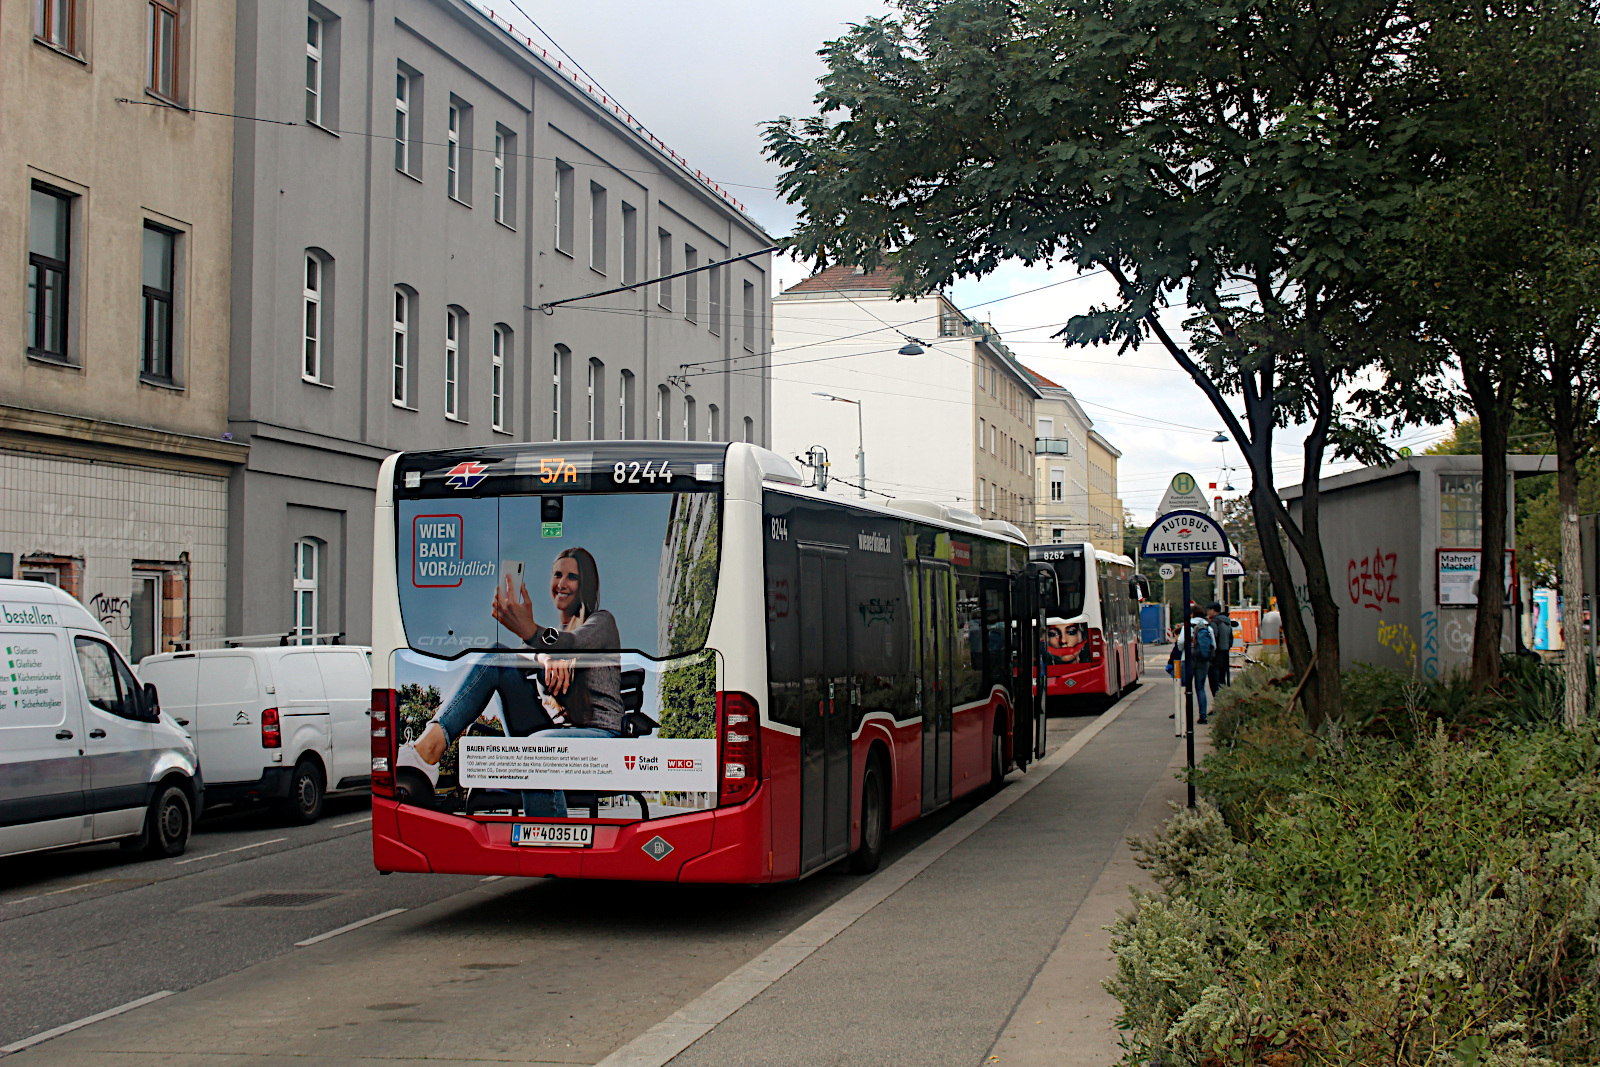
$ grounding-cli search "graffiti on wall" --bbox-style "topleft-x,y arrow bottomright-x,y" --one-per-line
1348,548 -> 1402,612
1376,619 -> 1418,669
1444,613 -> 1475,655
1421,610 -> 1439,678
89,592 -> 130,631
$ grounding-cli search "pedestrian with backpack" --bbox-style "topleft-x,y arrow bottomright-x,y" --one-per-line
1206,602 -> 1233,695
1188,606 -> 1215,723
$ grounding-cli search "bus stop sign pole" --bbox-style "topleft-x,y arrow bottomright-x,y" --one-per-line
1182,561 -> 1195,809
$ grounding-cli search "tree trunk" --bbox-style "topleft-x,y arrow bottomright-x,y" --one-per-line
1555,403 -> 1589,725
1472,400 -> 1510,691
1290,370 -> 1342,731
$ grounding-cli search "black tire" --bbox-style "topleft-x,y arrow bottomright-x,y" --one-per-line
848,754 -> 889,874
144,782 -> 192,857
989,724 -> 1006,789
394,769 -> 433,809
279,759 -> 325,825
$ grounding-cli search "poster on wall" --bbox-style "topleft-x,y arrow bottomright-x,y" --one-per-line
1436,549 -> 1514,607
391,487 -> 723,818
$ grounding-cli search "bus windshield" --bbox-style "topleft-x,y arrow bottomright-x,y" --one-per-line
394,447 -> 722,660
1037,548 -> 1086,618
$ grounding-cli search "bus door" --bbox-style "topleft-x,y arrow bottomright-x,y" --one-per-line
1025,562 -> 1057,760
798,545 -> 852,874
1009,568 -> 1045,770
919,561 -> 953,813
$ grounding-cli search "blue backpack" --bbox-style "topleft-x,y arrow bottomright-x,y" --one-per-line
1193,620 -> 1215,658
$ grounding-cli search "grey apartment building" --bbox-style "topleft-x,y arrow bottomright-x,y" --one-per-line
229,0 -> 773,645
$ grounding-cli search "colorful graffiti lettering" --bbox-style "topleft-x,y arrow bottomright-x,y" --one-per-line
1347,548 -> 1402,612
1421,610 -> 1439,678
1377,619 -> 1418,668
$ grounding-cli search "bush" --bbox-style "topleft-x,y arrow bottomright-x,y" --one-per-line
1105,663 -> 1600,1065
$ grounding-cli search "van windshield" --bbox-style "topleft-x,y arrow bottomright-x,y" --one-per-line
394,446 -> 723,660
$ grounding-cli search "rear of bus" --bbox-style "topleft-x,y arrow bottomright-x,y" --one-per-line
368,441 -> 771,883
1031,543 -> 1114,699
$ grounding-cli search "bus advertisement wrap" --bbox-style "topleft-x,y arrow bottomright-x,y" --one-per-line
391,489 -> 721,814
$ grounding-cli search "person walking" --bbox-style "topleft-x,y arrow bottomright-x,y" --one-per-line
1206,602 -> 1233,695
1166,603 -> 1214,723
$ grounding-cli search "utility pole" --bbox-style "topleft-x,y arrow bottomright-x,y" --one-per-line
813,392 -> 865,498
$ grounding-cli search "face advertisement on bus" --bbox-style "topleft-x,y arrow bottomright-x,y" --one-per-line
390,448 -> 723,821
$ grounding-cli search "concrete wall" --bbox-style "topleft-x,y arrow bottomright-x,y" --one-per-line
228,0 -> 772,644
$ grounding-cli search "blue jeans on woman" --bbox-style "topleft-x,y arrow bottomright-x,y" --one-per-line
437,663 -> 618,817
1188,656 -> 1211,722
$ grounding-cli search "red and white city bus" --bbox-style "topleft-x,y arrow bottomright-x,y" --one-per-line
368,442 -> 1046,883
1029,543 -> 1143,705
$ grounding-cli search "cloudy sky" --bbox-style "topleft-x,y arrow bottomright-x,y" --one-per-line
487,0 -> 1450,523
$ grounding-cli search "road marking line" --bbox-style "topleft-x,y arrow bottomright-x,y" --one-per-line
480,875 -> 504,882
594,697 -> 1134,1067
295,907 -> 407,947
330,815 -> 373,828
172,837 -> 288,866
40,878 -> 117,897
0,990 -> 174,1055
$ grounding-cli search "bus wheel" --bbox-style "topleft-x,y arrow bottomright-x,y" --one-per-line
989,726 -> 1005,789
849,754 -> 888,875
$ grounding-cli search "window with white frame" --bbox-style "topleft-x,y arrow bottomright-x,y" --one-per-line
708,262 -> 722,335
302,252 -> 322,381
306,14 -> 323,124
683,396 -> 696,442
621,203 -> 637,284
684,245 -> 698,322
590,183 -> 607,273
391,287 -> 409,405
618,370 -> 634,439
707,403 -> 719,441
586,358 -> 600,439
491,325 -> 506,431
494,133 -> 505,223
554,161 -> 575,253
656,384 -> 669,440
394,69 -> 411,173
1050,468 -> 1065,502
657,230 -> 672,309
446,105 -> 460,199
742,280 -> 756,352
551,347 -> 565,440
292,539 -> 319,644
444,308 -> 460,418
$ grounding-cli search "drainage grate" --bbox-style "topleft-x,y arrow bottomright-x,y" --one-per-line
222,891 -> 339,909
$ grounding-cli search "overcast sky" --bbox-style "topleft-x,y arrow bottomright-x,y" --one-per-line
487,0 -> 1450,524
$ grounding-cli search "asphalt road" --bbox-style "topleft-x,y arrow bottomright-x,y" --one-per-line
1,701 -> 1128,1061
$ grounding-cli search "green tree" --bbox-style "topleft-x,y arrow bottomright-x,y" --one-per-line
765,0 -> 1429,727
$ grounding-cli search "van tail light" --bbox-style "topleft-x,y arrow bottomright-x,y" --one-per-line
717,691 -> 762,807
261,708 -> 281,749
371,688 -> 396,798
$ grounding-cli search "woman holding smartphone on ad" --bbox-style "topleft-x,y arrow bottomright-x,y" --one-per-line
413,546 -> 622,816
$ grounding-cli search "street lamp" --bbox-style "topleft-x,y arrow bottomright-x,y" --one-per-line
813,391 -> 866,498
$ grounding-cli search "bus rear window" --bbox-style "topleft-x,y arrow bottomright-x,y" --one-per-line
1051,552 -> 1086,618
397,490 -> 720,659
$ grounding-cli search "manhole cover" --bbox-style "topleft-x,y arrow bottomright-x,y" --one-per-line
222,891 -> 339,909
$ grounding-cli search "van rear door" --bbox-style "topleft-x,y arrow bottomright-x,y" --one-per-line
194,655 -> 263,786
0,626 -> 86,852
274,652 -> 331,770
315,650 -> 371,790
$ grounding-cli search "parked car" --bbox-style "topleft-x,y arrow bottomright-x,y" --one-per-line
137,645 -> 371,824
0,579 -> 201,859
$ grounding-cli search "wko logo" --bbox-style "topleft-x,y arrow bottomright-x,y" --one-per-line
666,759 -> 701,771
444,461 -> 489,490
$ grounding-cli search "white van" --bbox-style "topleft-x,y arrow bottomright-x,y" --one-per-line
0,579 -> 201,859
137,645 -> 371,824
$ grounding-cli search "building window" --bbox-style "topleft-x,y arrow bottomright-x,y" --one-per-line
444,308 -> 460,419
656,384 -> 669,440
707,403 -> 719,442
684,246 -> 698,323
391,287 -> 409,406
130,571 -> 163,664
493,133 -> 506,223
621,203 -> 637,285
552,346 -> 567,440
141,224 -> 176,382
1052,528 -> 1065,543
446,106 -> 460,199
743,416 -> 753,443
978,418 -> 986,452
589,183 -> 607,274
683,396 -> 696,441
657,230 -> 672,309
1050,468 -> 1064,502
306,14 -> 323,124
491,325 -> 507,431
586,358 -> 603,439
35,0 -> 79,53
27,185 -> 71,361
742,280 -> 756,352
302,252 -> 323,382
979,478 -> 987,515
554,161 -> 575,253
394,68 -> 417,175
708,262 -> 722,335
292,540 -> 319,645
1439,474 -> 1483,548
618,369 -> 634,440
147,0 -> 180,99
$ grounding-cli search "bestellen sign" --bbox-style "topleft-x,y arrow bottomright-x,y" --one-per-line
1140,509 -> 1232,562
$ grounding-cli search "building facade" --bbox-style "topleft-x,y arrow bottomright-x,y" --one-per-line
1,0 -> 245,660
229,0 -> 773,645
1027,369 -> 1123,548
771,266 -> 1038,526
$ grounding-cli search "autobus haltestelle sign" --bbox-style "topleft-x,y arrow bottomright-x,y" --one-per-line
1141,509 -> 1231,561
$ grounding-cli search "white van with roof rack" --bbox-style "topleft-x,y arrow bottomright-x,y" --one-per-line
0,579 -> 201,859
137,644 -> 372,823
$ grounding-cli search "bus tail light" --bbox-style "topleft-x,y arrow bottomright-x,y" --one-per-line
371,688 -> 396,798
260,708 -> 281,749
717,691 -> 762,806
1090,630 -> 1103,662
